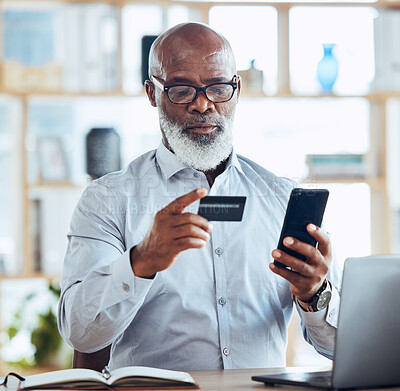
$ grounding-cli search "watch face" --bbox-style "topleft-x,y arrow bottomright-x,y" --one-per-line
316,290 -> 332,311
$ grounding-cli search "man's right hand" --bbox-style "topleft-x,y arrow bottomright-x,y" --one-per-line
130,188 -> 213,278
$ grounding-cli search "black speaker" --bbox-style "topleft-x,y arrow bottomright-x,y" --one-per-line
86,127 -> 121,179
141,35 -> 158,85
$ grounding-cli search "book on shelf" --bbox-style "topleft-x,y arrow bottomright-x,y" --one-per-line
306,154 -> 366,178
2,10 -> 56,67
62,5 -> 83,92
1,4 -> 119,93
1,9 -> 63,91
27,186 -> 84,275
2,366 -> 199,390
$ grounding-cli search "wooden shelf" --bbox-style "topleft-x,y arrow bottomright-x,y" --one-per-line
0,89 -> 142,98
28,181 -> 83,189
0,273 -> 60,281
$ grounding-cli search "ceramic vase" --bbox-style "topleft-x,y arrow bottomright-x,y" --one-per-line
86,127 -> 121,179
317,43 -> 339,94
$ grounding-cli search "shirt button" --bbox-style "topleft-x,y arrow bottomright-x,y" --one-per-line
193,172 -> 200,178
218,297 -> 226,306
215,247 -> 223,256
122,283 -> 130,292
223,348 -> 230,356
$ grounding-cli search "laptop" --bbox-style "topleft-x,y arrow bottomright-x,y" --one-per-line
252,255 -> 400,390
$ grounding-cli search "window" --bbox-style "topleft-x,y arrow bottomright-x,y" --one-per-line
290,7 -> 377,95
122,5 -> 163,94
233,97 -> 369,178
209,5 -> 278,95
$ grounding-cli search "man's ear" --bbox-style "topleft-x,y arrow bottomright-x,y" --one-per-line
145,80 -> 157,107
236,74 -> 242,102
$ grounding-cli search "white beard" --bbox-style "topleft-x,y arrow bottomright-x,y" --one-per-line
159,110 -> 234,172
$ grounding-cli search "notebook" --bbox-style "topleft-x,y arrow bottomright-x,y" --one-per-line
252,255 -> 400,390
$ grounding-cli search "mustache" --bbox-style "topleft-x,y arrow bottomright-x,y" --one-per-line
182,117 -> 224,133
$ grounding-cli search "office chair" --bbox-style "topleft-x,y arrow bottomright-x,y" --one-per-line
72,345 -> 111,372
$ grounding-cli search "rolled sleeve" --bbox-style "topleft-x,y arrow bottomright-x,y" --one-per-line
296,285 -> 340,359
59,248 -> 156,353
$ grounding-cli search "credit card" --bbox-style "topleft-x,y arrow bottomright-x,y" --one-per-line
198,196 -> 246,221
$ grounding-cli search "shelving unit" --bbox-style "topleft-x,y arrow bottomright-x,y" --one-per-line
0,0 -> 399,371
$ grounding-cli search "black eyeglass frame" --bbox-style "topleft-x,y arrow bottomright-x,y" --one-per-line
150,75 -> 239,104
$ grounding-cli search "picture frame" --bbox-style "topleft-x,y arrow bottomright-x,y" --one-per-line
37,137 -> 69,182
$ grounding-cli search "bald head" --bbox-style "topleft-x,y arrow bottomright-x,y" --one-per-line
149,23 -> 236,80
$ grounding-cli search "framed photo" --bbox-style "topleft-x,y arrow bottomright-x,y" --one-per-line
37,137 -> 69,182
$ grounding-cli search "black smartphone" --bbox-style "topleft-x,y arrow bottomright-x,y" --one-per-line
275,188 -> 329,268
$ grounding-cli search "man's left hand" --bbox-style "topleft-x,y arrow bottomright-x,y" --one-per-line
269,224 -> 332,302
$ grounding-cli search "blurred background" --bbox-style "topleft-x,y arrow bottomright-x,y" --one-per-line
0,0 -> 399,373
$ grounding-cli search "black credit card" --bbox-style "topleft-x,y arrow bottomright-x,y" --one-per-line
198,196 -> 246,221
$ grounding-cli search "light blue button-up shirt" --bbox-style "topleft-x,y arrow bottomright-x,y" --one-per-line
58,142 -> 341,371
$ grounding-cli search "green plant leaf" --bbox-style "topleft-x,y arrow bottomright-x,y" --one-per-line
31,309 -> 62,365
8,326 -> 18,339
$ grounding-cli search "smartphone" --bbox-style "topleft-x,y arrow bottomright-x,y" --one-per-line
275,188 -> 329,269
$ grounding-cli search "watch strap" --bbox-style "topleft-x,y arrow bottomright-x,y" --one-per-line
296,279 -> 331,312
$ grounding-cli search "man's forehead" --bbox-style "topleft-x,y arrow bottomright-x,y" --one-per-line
163,53 -> 233,69
159,48 -> 235,77
163,42 -> 231,61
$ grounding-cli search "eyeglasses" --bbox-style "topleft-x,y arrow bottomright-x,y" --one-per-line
150,75 -> 238,104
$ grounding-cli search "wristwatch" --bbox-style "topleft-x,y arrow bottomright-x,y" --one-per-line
296,279 -> 332,312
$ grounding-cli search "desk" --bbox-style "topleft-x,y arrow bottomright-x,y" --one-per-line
190,367 -> 400,391
191,367 -> 326,390
2,367 -> 400,391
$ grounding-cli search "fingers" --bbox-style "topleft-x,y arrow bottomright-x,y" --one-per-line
173,223 -> 211,243
269,262 -> 304,286
270,224 -> 332,300
272,239 -> 323,270
173,212 -> 212,232
271,248 -> 315,276
269,262 -> 324,301
273,225 -> 331,268
171,215 -> 212,251
133,189 -> 211,276
307,224 -> 331,258
161,188 -> 208,215
175,237 -> 209,252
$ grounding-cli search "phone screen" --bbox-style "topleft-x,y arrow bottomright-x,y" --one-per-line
275,188 -> 329,269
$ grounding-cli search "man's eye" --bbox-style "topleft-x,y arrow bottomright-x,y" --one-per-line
174,90 -> 191,97
170,87 -> 192,96
209,85 -> 230,95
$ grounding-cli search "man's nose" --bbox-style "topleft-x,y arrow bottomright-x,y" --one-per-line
187,91 -> 215,114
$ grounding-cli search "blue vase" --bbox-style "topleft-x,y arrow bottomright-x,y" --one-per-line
317,44 -> 339,94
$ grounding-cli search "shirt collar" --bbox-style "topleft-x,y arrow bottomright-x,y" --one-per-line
155,141 -> 244,180
226,147 -> 245,175
156,141 -> 189,179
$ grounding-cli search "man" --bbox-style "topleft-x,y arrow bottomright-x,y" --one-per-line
58,22 -> 341,371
